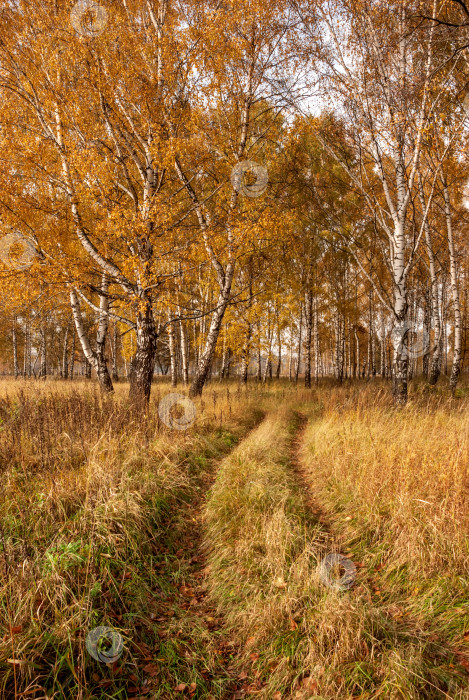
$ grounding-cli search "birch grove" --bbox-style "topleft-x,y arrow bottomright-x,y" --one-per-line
0,0 -> 468,403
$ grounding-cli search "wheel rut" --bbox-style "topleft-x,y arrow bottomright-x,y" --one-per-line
289,412 -> 336,539
140,416 -> 265,700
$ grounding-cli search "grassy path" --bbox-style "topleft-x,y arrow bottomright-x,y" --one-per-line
3,383 -> 468,699
203,405 -> 328,699
138,409 -> 266,700
203,399 -> 469,699
0,386 -> 265,700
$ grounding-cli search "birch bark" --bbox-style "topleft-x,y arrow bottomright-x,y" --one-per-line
442,178 -> 462,393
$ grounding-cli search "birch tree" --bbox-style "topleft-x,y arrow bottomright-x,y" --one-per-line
318,0 -> 448,403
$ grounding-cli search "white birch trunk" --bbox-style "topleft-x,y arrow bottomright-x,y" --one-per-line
442,180 -> 462,393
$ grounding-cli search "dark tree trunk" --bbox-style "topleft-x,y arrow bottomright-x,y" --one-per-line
392,305 -> 409,406
95,343 -> 113,391
95,294 -> 113,393
335,313 -> 344,383
129,299 -> 157,404
85,358 -> 92,379
392,351 -> 408,405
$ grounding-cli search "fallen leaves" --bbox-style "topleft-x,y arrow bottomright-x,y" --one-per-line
174,682 -> 197,695
454,652 -> 469,673
131,640 -> 153,660
179,585 -> 194,597
143,663 -> 159,677
293,675 -> 319,698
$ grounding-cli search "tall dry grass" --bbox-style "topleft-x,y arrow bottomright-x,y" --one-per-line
302,381 -> 469,579
1,377 -> 468,699
299,381 -> 469,698
204,382 -> 469,699
0,379 -> 264,699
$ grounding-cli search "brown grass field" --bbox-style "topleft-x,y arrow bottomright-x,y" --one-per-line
0,378 -> 468,699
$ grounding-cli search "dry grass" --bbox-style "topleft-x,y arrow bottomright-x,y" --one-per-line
300,381 -> 469,697
1,377 -> 468,699
204,403 -> 341,698
303,381 -> 469,579
0,378 -> 264,699
204,382 -> 469,700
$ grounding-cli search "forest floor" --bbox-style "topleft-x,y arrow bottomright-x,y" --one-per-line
0,378 -> 468,699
